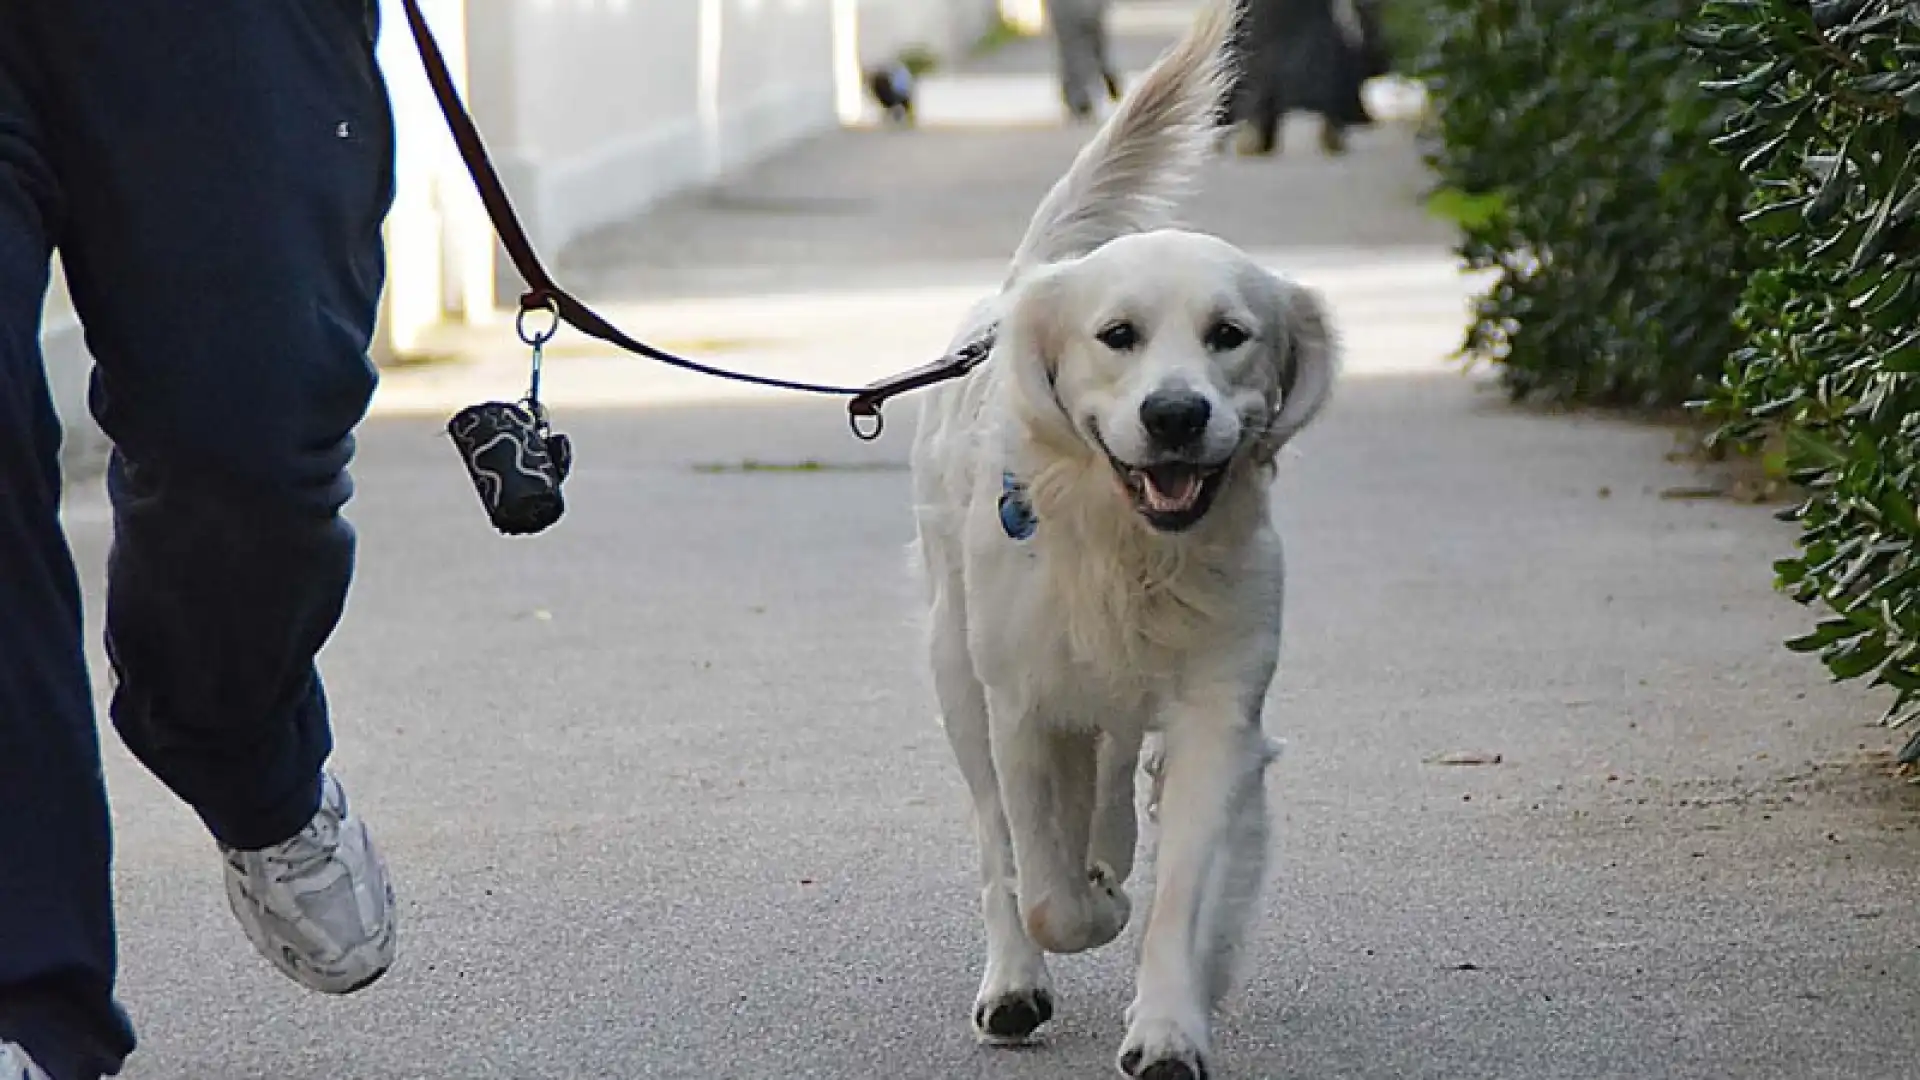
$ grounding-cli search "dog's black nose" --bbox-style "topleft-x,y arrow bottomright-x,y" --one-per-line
1139,390 -> 1211,447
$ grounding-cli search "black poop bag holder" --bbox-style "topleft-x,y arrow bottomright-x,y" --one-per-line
445,304 -> 573,536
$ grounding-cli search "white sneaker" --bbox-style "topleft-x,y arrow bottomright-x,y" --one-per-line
220,771 -> 397,994
0,1041 -> 51,1080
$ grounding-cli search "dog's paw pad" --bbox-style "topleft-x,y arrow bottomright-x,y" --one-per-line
1125,1058 -> 1207,1080
974,988 -> 1055,1044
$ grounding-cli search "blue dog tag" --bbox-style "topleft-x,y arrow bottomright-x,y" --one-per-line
999,471 -> 1037,540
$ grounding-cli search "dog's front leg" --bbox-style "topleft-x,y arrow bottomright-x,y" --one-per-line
1116,705 -> 1278,1080
989,693 -> 1132,956
931,599 -> 1054,1043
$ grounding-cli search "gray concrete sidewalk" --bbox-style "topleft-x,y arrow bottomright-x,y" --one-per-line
60,4 -> 1920,1078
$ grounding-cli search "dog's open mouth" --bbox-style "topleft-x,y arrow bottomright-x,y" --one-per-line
1112,458 -> 1227,532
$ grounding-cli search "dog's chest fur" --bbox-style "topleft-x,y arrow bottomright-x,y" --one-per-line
962,453 -> 1273,720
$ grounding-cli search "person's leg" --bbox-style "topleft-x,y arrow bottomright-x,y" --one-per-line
0,14 -> 137,1080
1091,3 -> 1123,103
29,0 -> 398,993
1045,0 -> 1100,118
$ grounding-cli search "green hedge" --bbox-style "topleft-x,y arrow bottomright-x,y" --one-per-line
1376,0 -> 1434,74
1421,0 -> 1920,759
1691,0 -> 1920,757
1417,0 -> 1753,407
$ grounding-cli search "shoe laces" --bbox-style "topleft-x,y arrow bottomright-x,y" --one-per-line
262,797 -> 346,886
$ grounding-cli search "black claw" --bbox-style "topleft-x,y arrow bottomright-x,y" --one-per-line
981,990 -> 1055,1040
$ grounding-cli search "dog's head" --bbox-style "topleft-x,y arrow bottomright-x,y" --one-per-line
1000,229 -> 1336,533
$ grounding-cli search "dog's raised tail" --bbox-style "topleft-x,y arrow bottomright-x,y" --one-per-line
1008,0 -> 1238,277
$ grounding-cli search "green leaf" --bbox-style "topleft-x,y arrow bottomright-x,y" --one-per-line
1850,69 -> 1920,94
1739,132 -> 1793,172
1812,0 -> 1871,31
1804,140 -> 1854,225
1786,427 -> 1851,469
1785,617 -> 1870,652
1742,196 -> 1812,236
1881,330 -> 1920,373
1703,59 -> 1787,98
1710,121 -> 1775,153
1881,486 -> 1920,537
1827,635 -> 1893,680
1887,183 -> 1920,228
1843,144 -> 1917,272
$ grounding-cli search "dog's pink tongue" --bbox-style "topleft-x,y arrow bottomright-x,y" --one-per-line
1139,468 -> 1202,512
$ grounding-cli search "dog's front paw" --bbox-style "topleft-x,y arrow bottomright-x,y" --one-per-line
1116,1011 -> 1211,1080
1024,864 -> 1131,954
973,985 -> 1056,1045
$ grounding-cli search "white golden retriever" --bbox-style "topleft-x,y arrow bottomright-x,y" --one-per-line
907,2 -> 1337,1077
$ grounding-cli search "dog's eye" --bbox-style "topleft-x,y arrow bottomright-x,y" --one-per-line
1206,321 -> 1251,352
1096,322 -> 1140,351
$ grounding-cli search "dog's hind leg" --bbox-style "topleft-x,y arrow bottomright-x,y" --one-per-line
1054,729 -> 1100,876
1055,729 -> 1142,926
990,701 -> 1132,956
1090,730 -> 1145,885
930,589 -> 1055,1044
1116,704 -> 1278,1080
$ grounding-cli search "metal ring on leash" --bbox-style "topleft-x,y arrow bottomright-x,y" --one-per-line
849,410 -> 884,442
516,298 -> 560,347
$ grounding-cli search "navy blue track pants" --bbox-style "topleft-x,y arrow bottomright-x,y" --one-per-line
0,2 -> 394,1076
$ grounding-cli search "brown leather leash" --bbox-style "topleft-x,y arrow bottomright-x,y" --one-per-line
397,0 -> 989,440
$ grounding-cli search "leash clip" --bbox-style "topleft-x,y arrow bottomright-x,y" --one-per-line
844,326 -> 997,442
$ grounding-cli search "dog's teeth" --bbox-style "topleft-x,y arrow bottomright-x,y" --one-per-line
1138,468 -> 1202,512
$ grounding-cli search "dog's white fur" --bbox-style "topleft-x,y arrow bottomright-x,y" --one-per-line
908,3 -> 1338,1076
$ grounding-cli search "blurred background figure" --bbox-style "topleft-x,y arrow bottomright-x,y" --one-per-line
866,59 -> 918,126
1044,0 -> 1124,120
1220,0 -> 1392,156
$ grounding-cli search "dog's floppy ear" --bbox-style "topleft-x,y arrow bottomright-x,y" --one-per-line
1253,277 -> 1338,462
998,265 -> 1080,441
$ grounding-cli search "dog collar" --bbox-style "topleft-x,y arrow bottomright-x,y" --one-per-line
999,471 -> 1037,540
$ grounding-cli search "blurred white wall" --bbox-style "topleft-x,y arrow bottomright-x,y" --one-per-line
425,0 -> 841,325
